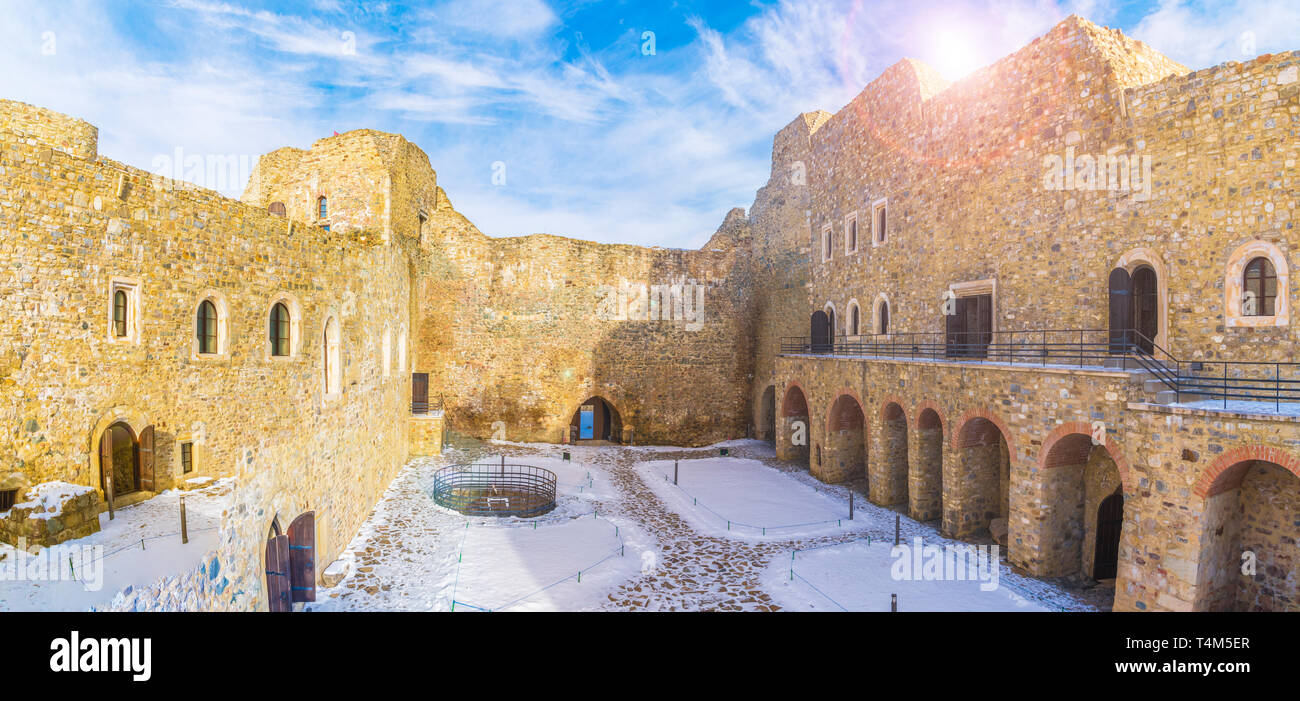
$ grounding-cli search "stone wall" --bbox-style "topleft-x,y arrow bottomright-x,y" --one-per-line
0,100 -> 412,609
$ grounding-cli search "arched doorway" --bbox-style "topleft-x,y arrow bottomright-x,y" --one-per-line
1037,431 -> 1124,585
1094,489 -> 1124,579
569,396 -> 622,443
780,385 -> 811,469
949,416 -> 1010,540
1196,459 -> 1300,611
878,402 -> 908,507
758,385 -> 776,443
1108,262 -> 1160,354
98,422 -> 141,497
825,394 -> 866,483
913,408 -> 943,521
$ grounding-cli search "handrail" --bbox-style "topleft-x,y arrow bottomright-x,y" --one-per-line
780,327 -> 1300,410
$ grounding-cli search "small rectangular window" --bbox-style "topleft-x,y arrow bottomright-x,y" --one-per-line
873,199 -> 888,245
181,442 -> 193,474
822,226 -> 833,262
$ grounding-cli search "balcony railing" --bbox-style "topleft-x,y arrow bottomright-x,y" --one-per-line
780,329 -> 1300,410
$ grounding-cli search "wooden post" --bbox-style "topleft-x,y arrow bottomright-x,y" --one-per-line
894,514 -> 900,546
180,496 -> 189,545
891,593 -> 897,612
849,492 -> 854,520
674,461 -> 678,485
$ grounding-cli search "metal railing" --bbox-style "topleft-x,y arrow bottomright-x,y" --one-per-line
780,328 -> 1300,410
430,463 -> 557,518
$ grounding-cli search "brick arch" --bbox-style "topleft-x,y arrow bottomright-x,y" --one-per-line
1037,421 -> 1134,495
1193,444 -> 1300,498
913,400 -> 947,434
825,388 -> 868,434
781,380 -> 812,418
951,406 -> 1016,458
879,395 -> 908,425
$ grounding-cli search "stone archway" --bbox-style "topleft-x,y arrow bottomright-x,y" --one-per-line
99,422 -> 140,497
948,413 -> 1011,540
874,402 -> 908,507
824,392 -> 867,483
1035,431 -> 1126,583
1194,450 -> 1300,612
779,384 -> 811,469
569,396 -> 622,443
912,406 -> 944,522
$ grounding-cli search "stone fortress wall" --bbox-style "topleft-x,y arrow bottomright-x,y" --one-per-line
775,16 -> 1300,612
1,13 -> 1295,612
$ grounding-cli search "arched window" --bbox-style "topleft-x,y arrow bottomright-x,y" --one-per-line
269,303 -> 291,357
1243,257 -> 1277,317
113,290 -> 128,337
268,202 -> 286,218
849,304 -> 860,336
317,196 -> 328,219
196,300 -> 218,354
323,316 -> 341,397
876,298 -> 890,335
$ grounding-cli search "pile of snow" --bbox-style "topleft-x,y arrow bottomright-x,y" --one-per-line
11,481 -> 94,520
637,457 -> 865,539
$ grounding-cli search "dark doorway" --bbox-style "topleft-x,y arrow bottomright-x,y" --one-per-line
1132,266 -> 1158,354
810,310 -> 831,352
945,294 -> 992,358
98,422 -> 141,497
1094,489 -> 1124,579
759,385 -> 776,443
1107,267 -> 1133,353
569,396 -> 621,442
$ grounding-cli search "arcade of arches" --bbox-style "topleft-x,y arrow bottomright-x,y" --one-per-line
771,359 -> 1300,612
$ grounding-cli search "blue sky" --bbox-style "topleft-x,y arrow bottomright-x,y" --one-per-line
1,0 -> 1296,248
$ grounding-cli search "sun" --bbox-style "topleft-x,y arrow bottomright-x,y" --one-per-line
928,26 -> 984,81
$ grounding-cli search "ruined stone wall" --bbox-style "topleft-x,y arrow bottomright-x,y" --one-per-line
0,100 -> 411,608
415,196 -> 756,446
804,16 -> 1300,365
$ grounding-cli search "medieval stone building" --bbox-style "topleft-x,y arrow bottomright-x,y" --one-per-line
0,15 -> 1295,611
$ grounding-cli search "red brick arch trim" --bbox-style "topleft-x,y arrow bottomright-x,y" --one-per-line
1193,445 -> 1300,498
879,395 -> 908,425
951,407 -> 1017,459
781,380 -> 812,418
913,401 -> 947,433
825,387 -> 868,434
1038,421 -> 1134,496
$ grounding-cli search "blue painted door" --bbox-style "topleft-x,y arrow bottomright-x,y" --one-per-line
579,406 -> 594,439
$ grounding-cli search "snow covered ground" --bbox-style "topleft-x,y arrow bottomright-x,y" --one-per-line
763,539 -> 1082,612
0,480 -> 230,611
317,440 -> 1093,612
637,457 -> 867,540
313,447 -> 653,612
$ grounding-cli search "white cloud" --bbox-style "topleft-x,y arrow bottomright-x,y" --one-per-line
1129,0 -> 1300,68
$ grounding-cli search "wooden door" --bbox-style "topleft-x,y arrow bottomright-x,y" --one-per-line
139,425 -> 155,492
287,512 -> 316,603
810,311 -> 830,352
266,534 -> 292,612
1132,267 -> 1157,354
1094,490 -> 1124,579
411,372 -> 429,414
1107,267 -> 1133,354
